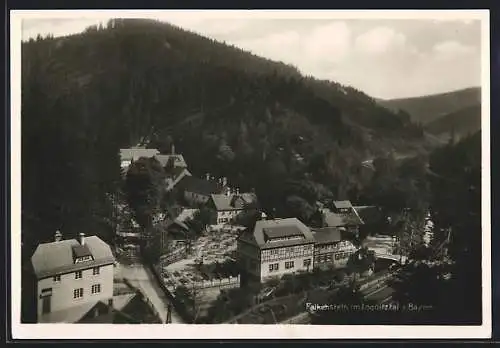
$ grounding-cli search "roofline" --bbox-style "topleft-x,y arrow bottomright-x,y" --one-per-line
33,258 -> 115,280
314,239 -> 342,245
258,239 -> 315,250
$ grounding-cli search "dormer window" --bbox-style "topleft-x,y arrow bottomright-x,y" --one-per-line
72,244 -> 94,264
75,255 -> 93,263
263,227 -> 305,243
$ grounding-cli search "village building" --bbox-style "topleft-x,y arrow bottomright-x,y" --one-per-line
311,227 -> 358,270
154,144 -> 188,169
164,167 -> 192,192
208,188 -> 258,227
119,147 -> 160,171
353,205 -> 385,237
176,174 -> 225,206
159,219 -> 191,252
320,200 -> 365,236
30,231 -> 115,323
237,217 -> 315,285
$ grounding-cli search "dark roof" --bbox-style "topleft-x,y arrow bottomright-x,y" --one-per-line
263,225 -> 303,240
333,200 -> 353,209
312,227 -> 342,244
211,193 -> 257,211
353,206 -> 382,225
31,235 -> 115,279
167,166 -> 189,178
177,176 -> 223,196
72,244 -> 93,258
248,218 -> 315,250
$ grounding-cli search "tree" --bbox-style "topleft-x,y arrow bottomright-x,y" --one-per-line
124,157 -> 166,228
284,195 -> 316,223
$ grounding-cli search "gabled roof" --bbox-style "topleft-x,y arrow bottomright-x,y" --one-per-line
72,244 -> 93,258
155,154 -> 188,169
120,148 -> 159,162
31,235 -> 115,279
312,227 -> 342,244
249,218 -> 315,250
166,166 -> 190,178
322,208 -> 364,227
39,300 -> 106,323
333,200 -> 353,210
210,193 -> 258,211
177,176 -> 223,196
353,206 -> 382,225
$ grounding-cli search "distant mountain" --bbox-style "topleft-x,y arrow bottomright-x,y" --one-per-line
377,87 -> 481,125
425,104 -> 481,141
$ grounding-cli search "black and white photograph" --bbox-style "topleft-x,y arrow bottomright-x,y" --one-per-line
11,9 -> 490,339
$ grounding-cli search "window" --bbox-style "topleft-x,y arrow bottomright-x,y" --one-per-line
285,261 -> 294,269
303,259 -> 312,267
73,288 -> 84,299
75,255 -> 93,263
268,263 -> 279,272
271,249 -> 279,255
53,275 -> 61,282
41,288 -> 52,297
75,271 -> 82,279
91,284 -> 101,294
93,267 -> 100,275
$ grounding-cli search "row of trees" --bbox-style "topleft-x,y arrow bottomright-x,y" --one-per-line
312,132 -> 482,325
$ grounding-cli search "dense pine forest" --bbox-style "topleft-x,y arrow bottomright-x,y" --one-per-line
21,18 -> 428,252
21,17 -> 482,325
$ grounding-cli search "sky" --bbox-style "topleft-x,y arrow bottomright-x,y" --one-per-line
20,11 -> 484,99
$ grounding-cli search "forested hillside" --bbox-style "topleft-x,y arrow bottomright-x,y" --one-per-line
425,104 -> 481,141
378,87 -> 481,125
22,18 -> 429,256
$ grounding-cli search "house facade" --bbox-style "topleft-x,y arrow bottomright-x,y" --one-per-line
321,200 -> 364,236
312,227 -> 358,270
177,175 -> 225,206
209,190 -> 258,227
237,218 -> 315,284
30,232 -> 115,323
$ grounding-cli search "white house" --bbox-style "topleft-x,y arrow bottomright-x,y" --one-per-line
30,231 -> 115,323
237,218 -> 315,284
209,189 -> 258,227
119,147 -> 160,171
311,227 -> 358,269
177,175 -> 225,206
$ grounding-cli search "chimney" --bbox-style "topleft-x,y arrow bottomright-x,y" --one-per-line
236,188 -> 240,195
222,177 -> 227,187
171,143 -> 175,155
226,187 -> 231,197
54,230 -> 62,242
79,233 -> 85,245
205,173 -> 210,181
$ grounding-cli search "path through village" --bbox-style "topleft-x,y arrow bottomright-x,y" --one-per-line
115,261 -> 184,323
